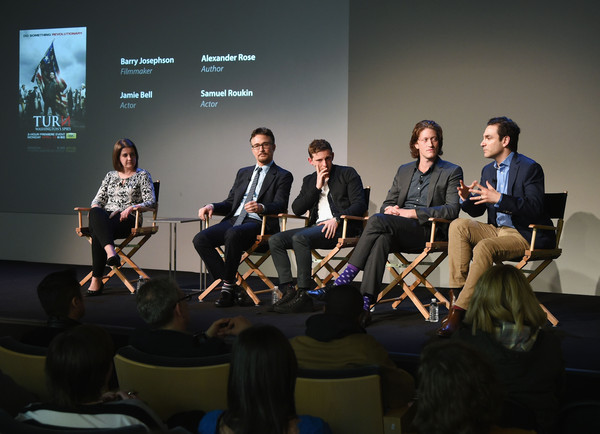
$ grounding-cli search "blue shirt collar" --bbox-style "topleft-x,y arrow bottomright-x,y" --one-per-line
494,151 -> 514,169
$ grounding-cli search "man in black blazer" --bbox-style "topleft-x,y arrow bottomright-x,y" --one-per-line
438,116 -> 553,337
269,139 -> 367,313
312,121 -> 462,320
193,127 -> 293,307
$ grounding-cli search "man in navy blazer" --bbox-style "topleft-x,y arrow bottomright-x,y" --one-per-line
193,127 -> 293,307
312,121 -> 463,321
438,116 -> 553,337
269,139 -> 367,314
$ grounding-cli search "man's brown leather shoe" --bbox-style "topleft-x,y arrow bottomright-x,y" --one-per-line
437,307 -> 465,338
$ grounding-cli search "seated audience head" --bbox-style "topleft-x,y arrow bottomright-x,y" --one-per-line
465,264 -> 546,334
414,340 -> 503,434
409,120 -> 444,158
36,269 -> 84,321
324,284 -> 363,320
136,277 -> 189,331
224,324 -> 298,433
45,324 -> 114,408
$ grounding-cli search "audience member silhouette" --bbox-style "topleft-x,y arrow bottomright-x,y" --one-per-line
198,324 -> 332,434
20,269 -> 84,347
290,284 -> 415,410
414,340 -> 535,434
16,324 -> 165,431
453,264 -> 564,433
132,277 -> 250,357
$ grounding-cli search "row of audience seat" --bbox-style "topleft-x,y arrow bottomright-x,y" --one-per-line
1,336 -> 410,433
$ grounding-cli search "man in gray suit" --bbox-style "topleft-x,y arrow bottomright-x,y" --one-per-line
310,120 -> 463,317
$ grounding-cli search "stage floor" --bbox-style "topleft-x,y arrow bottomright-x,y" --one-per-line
1,260 -> 599,394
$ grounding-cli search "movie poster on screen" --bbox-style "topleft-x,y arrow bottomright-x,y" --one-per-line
19,27 -> 86,152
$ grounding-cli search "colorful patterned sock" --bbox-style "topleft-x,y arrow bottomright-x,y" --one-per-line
334,263 -> 360,285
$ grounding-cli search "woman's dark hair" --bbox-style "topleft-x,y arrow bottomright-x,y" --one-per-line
413,341 -> 503,434
112,138 -> 139,171
45,324 -> 114,408
222,324 -> 298,434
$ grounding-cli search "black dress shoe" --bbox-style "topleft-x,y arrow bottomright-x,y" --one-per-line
215,290 -> 235,308
274,290 -> 313,314
268,288 -> 297,312
236,289 -> 255,307
106,255 -> 120,267
437,308 -> 465,338
359,310 -> 372,328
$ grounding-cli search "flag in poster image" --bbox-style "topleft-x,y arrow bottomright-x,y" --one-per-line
31,42 -> 67,117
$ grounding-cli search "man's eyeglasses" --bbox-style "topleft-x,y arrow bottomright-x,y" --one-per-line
251,142 -> 274,150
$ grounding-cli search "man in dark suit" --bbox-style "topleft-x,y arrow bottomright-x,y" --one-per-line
269,139 -> 367,313
312,121 -> 463,320
438,116 -> 553,337
193,127 -> 293,307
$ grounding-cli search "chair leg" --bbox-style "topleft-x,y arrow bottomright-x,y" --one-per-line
198,279 -> 222,302
539,302 -> 559,327
378,250 -> 449,321
514,258 -> 559,326
310,242 -> 353,288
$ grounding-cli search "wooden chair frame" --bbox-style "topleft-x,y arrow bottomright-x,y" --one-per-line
376,218 -> 451,320
75,181 -> 160,294
501,191 -> 568,327
197,214 -> 276,305
279,186 -> 371,288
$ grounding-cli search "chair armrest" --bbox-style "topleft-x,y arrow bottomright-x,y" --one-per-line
528,223 -> 558,231
74,207 -> 92,229
428,217 -> 452,243
527,223 -> 558,250
277,213 -> 309,231
428,217 -> 450,224
340,215 -> 369,222
338,215 -> 369,239
205,213 -> 278,236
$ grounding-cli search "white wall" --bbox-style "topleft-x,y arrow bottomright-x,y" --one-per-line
2,1 -> 599,296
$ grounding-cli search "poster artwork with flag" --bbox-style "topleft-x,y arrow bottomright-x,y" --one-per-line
31,42 -> 68,114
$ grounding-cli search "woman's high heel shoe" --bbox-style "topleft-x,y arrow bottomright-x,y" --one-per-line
106,255 -> 120,267
86,282 -> 104,297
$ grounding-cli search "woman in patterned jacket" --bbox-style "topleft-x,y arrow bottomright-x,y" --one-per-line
86,138 -> 156,296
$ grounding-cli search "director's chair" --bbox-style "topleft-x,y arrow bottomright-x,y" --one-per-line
75,180 -> 160,294
500,191 -> 568,327
375,217 -> 451,320
197,214 -> 276,305
278,187 -> 371,288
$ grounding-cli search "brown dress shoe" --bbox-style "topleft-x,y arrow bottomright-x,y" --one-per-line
437,307 -> 465,338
